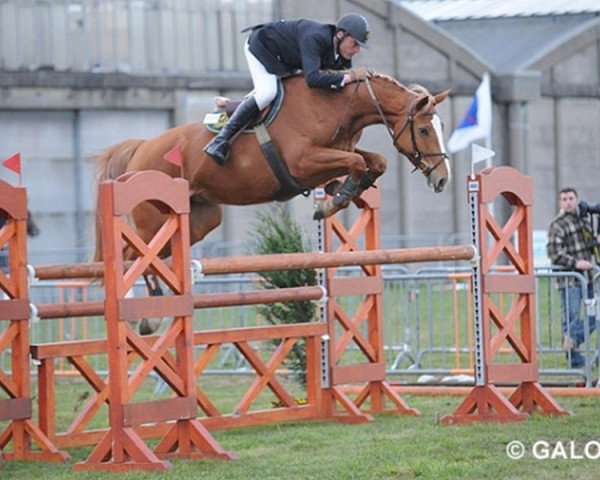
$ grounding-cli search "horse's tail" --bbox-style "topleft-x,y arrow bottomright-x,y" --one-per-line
93,139 -> 144,261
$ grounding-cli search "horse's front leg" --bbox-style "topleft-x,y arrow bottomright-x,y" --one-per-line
311,149 -> 387,220
294,146 -> 367,220
333,148 -> 387,198
355,148 -> 387,187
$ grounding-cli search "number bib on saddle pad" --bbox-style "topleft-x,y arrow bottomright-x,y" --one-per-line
203,79 -> 285,133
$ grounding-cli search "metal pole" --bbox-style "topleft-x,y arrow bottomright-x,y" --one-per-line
468,176 -> 485,386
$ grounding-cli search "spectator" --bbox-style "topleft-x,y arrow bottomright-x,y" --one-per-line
547,187 -> 600,368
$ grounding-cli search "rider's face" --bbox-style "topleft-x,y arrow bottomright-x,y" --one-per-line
337,34 -> 360,60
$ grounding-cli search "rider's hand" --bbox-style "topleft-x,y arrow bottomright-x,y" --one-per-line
348,67 -> 372,83
575,259 -> 594,270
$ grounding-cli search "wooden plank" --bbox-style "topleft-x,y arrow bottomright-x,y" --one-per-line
37,359 -> 56,439
0,299 -> 30,320
122,396 -> 197,427
194,322 -> 326,345
332,362 -> 386,385
487,363 -> 538,383
328,276 -> 383,296
484,274 -> 535,293
31,339 -> 108,359
0,397 -> 32,421
200,405 -> 320,430
118,295 -> 193,321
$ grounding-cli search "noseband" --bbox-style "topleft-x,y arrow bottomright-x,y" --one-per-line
364,78 -> 449,177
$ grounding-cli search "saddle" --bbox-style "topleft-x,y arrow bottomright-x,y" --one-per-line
202,80 -> 308,201
203,80 -> 285,133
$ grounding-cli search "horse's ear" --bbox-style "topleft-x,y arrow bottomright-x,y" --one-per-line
433,89 -> 451,105
413,94 -> 431,113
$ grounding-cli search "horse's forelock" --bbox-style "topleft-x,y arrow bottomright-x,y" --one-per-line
408,83 -> 429,96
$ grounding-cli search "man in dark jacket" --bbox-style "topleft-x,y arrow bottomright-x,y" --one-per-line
204,13 -> 371,166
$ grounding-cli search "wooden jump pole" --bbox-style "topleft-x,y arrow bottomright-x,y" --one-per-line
31,244 -> 475,280
34,286 -> 325,319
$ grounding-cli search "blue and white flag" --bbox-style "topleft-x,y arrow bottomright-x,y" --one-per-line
447,73 -> 492,154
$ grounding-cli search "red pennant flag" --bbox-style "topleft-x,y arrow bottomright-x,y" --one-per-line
163,145 -> 182,167
2,153 -> 21,174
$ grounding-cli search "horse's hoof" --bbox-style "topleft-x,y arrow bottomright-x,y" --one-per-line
313,204 -> 326,220
139,317 -> 163,335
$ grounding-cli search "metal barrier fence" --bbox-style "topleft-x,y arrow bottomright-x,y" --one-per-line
2,265 -> 598,387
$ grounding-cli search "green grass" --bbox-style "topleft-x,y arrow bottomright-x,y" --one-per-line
2,378 -> 600,479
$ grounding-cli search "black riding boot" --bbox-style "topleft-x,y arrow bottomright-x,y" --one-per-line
204,96 -> 260,165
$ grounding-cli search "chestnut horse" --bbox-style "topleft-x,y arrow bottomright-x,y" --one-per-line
94,72 -> 450,264
94,73 -> 450,332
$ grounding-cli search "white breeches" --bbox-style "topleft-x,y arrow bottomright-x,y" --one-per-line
244,40 -> 278,110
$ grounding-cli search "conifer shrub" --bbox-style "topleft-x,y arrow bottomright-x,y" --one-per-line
248,205 -> 317,386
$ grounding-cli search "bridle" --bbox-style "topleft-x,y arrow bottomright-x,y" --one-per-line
364,78 -> 449,177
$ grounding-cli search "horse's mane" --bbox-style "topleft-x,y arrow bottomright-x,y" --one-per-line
294,69 -> 417,95
370,72 -> 407,90
368,72 -> 428,98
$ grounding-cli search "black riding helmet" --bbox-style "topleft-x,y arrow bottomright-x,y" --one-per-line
336,13 -> 370,48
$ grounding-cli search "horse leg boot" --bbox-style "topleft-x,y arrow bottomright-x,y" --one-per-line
203,96 -> 260,166
313,171 -> 378,220
354,170 -> 378,196
313,176 -> 361,220
332,176 -> 361,207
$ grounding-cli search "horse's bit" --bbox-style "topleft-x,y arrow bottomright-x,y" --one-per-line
364,77 -> 449,177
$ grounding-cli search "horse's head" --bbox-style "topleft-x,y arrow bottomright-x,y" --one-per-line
392,86 -> 451,193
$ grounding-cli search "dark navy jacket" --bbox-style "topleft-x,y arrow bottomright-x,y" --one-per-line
247,19 -> 351,90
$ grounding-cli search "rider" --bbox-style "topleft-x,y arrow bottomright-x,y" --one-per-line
203,13 -> 372,166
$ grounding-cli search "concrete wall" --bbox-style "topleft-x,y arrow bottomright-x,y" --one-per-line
2,0 -> 599,262
529,26 -> 600,229
0,109 -> 171,262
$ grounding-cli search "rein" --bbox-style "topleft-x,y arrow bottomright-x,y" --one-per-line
330,81 -> 362,142
363,77 -> 449,177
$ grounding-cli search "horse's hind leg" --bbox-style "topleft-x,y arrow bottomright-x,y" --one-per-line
189,199 -> 223,246
123,202 -> 172,335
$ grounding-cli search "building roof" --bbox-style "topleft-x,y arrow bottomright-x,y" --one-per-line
398,0 -> 600,21
398,0 -> 600,71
